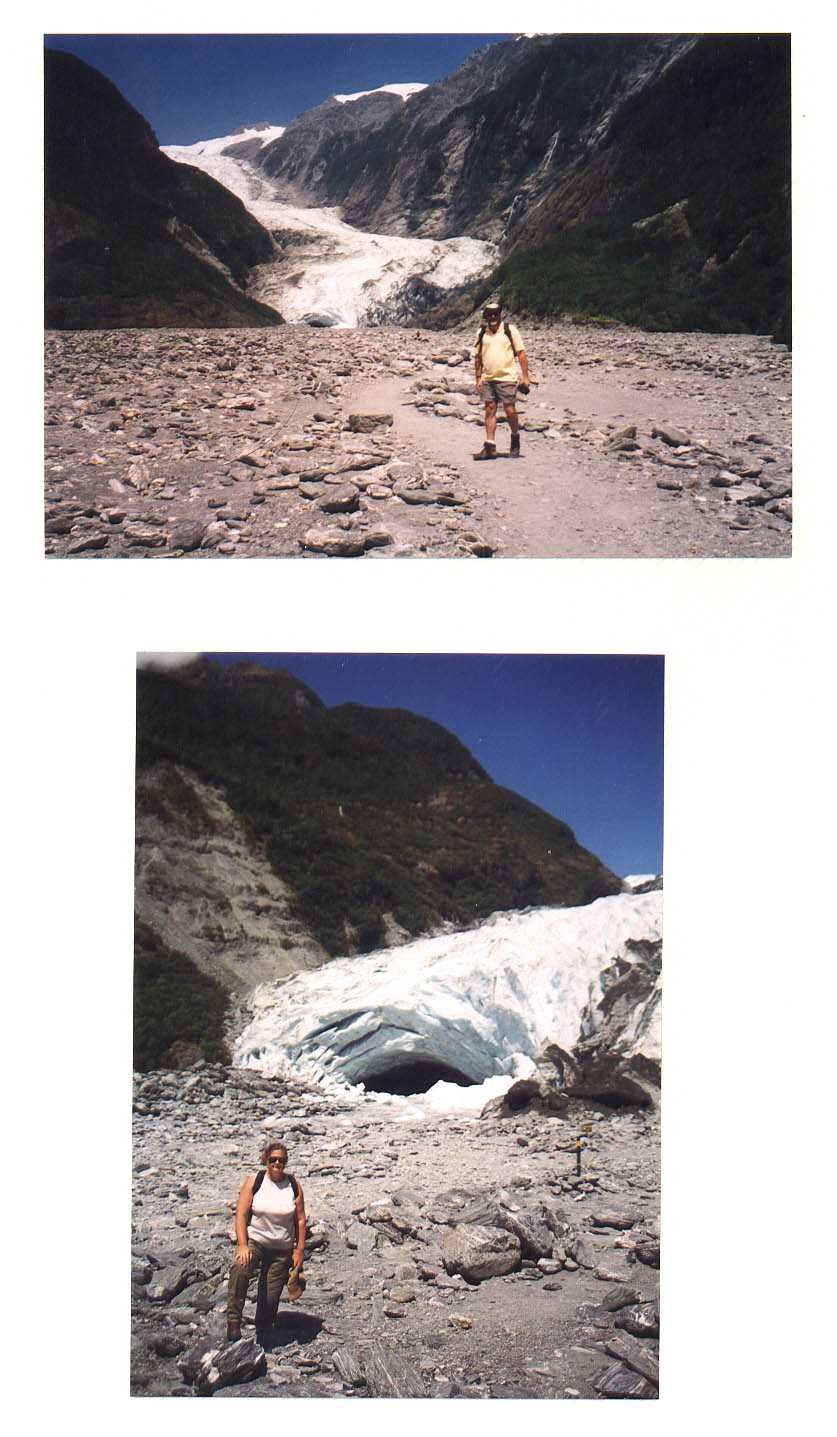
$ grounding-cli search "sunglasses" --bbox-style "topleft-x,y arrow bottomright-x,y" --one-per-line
267,1156 -> 286,1165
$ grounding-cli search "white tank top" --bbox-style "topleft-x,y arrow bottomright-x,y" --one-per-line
247,1173 -> 296,1251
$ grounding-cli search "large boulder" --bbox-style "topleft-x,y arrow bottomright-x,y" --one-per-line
332,1342 -> 427,1397
456,1194 -> 562,1261
147,1260 -> 209,1304
178,1336 -> 266,1395
442,1224 -> 521,1282
480,1076 -> 569,1118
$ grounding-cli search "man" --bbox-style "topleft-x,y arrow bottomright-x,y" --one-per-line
472,301 -> 531,460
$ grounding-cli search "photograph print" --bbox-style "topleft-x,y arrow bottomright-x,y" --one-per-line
132,651 -> 663,1398
45,32 -> 791,560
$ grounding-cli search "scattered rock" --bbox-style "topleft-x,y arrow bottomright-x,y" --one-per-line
45,325 -> 791,559
593,1360 -> 657,1398
347,413 -> 394,433
301,527 -> 367,557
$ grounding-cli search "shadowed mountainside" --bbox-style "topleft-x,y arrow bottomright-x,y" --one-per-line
44,49 -> 284,329
136,659 -> 622,961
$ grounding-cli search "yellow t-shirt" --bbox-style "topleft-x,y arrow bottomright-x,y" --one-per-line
473,323 -> 524,383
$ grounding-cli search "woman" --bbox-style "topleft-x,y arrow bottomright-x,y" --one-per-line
226,1140 -> 306,1343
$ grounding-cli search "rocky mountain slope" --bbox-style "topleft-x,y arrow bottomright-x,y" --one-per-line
255,33 -> 790,337
136,761 -> 330,992
44,49 -> 283,329
258,35 -> 692,242
257,88 -> 412,205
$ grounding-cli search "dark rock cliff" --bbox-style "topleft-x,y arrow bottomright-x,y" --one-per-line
259,90 -> 406,202
45,49 -> 284,329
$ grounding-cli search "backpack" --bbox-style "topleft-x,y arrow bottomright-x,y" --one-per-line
477,321 -> 519,358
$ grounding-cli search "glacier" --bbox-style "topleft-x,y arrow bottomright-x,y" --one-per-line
234,892 -> 662,1106
163,121 -> 497,327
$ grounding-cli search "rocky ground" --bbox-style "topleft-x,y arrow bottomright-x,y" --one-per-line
131,1063 -> 660,1400
46,321 -> 791,559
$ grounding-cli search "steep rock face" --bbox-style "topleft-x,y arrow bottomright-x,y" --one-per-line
45,49 -> 283,328
489,34 -> 791,338
259,90 -> 407,203
256,35 -> 697,242
135,761 -> 329,992
135,659 -> 622,962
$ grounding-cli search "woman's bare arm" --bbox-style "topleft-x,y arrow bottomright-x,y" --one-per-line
293,1182 -> 307,1268
234,1175 -> 256,1263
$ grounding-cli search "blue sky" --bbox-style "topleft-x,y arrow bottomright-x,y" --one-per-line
44,34 -> 513,145
202,652 -> 665,877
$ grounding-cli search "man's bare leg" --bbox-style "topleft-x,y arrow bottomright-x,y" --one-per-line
485,401 -> 498,445
504,400 -> 521,456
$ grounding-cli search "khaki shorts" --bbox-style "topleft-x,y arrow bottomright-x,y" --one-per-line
480,380 -> 518,405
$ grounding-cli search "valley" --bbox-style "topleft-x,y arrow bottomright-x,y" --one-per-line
163,129 -> 497,328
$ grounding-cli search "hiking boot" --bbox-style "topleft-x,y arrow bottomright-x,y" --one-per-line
226,1320 -> 242,1343
510,433 -> 521,457
473,442 -> 497,461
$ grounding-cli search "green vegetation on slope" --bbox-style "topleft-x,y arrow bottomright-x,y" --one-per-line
134,922 -> 231,1070
491,204 -> 789,335
494,37 -> 790,336
136,663 -> 620,957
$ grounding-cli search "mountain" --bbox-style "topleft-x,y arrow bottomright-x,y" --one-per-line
255,33 -> 790,337
136,658 -> 621,954
134,659 -> 623,1064
44,49 -> 284,329
257,88 -> 417,203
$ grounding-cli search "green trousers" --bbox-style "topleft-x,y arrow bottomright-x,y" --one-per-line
226,1242 -> 292,1326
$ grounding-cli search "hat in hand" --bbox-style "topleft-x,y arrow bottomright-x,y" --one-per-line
287,1265 -> 306,1302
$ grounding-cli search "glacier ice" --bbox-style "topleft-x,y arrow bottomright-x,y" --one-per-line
234,892 -> 662,1096
163,128 -> 497,327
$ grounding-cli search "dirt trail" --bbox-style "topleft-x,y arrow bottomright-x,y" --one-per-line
346,370 -> 791,559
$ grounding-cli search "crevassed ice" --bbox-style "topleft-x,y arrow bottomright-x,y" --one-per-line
234,892 -> 662,1100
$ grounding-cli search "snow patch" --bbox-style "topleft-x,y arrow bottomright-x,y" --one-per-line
165,126 -> 286,162
333,83 -> 427,104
